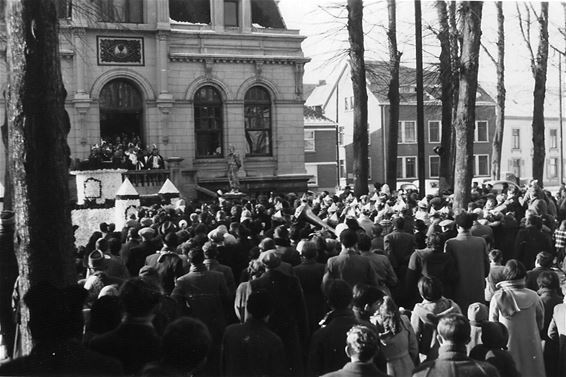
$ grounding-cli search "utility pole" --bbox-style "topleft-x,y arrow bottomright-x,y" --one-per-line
415,0 -> 425,197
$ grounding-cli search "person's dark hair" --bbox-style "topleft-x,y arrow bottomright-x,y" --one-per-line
202,241 -> 218,259
188,248 -> 205,266
426,233 -> 444,251
246,291 -> 273,320
274,225 -> 289,240
259,237 -> 276,252
536,251 -> 554,269
357,233 -> 371,252
160,318 -> 212,372
392,216 -> 405,230
100,222 -> 109,233
418,276 -> 443,301
107,237 -> 121,256
537,270 -> 560,291
119,278 -> 159,317
352,284 -> 384,310
455,212 -> 474,230
346,325 -> 380,362
164,232 -> 179,249
503,259 -> 527,281
89,296 -> 122,335
415,219 -> 427,233
299,240 -> 318,260
25,282 -> 87,341
488,249 -> 503,263
340,229 -> 358,248
194,223 -> 208,235
345,217 -> 360,231
325,279 -> 353,310
437,314 -> 470,344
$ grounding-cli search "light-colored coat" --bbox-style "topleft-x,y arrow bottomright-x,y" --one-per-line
489,280 -> 545,377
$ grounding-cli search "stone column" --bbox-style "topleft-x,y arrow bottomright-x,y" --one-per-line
241,0 -> 252,32
72,27 -> 90,147
212,0 -> 224,32
165,157 -> 184,193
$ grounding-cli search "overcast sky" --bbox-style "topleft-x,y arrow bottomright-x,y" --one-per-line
278,0 -> 566,104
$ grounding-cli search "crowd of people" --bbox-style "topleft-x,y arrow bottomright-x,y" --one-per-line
1,178 -> 566,376
86,134 -> 165,170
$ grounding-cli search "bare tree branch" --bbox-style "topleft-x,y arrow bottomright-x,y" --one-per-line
517,3 -> 536,74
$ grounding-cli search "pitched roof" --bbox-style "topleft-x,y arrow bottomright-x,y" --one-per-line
365,60 -> 494,104
303,106 -> 335,124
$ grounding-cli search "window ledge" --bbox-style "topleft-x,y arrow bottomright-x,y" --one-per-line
194,158 -> 224,163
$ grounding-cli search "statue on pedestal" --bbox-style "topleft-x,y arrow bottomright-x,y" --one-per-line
227,145 -> 241,193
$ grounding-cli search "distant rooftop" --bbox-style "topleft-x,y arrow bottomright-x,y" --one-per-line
304,106 -> 335,124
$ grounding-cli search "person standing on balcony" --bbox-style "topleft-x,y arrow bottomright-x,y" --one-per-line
145,144 -> 165,170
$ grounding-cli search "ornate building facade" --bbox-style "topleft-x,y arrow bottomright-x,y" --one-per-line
0,0 -> 310,197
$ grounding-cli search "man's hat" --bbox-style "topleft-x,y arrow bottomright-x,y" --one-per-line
88,250 -> 109,270
139,227 -> 155,238
259,250 -> 282,269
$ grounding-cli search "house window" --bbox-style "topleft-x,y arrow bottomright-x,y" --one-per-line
548,158 -> 559,178
429,156 -> 440,177
344,97 -> 349,111
397,156 -> 417,178
339,160 -> 345,179
512,129 -> 520,149
474,154 -> 489,176
428,121 -> 440,143
398,121 -> 416,143
95,0 -> 143,23
194,86 -> 223,158
550,129 -> 558,149
305,164 -> 318,186
475,121 -> 488,142
57,0 -> 72,18
170,0 -> 211,24
510,158 -> 522,178
244,86 -> 271,156
350,96 -> 354,109
224,0 -> 239,27
338,126 -> 344,146
304,130 -> 315,152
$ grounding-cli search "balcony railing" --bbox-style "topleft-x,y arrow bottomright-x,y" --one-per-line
122,169 -> 170,188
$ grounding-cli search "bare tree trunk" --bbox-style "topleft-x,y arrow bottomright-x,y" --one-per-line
453,1 -> 483,212
436,0 -> 453,194
386,0 -> 401,191
448,1 -> 460,190
347,0 -> 369,196
5,0 -> 76,355
490,1 -> 505,181
2,102 -> 12,210
531,3 -> 549,185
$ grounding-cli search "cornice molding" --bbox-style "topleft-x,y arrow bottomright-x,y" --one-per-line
169,53 -> 310,65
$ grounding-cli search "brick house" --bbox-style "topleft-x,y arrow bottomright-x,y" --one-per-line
0,0 -> 310,197
303,106 -> 338,192
306,61 -> 496,187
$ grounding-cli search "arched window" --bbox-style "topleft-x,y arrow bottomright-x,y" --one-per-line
99,79 -> 143,144
244,86 -> 272,156
194,86 -> 223,158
